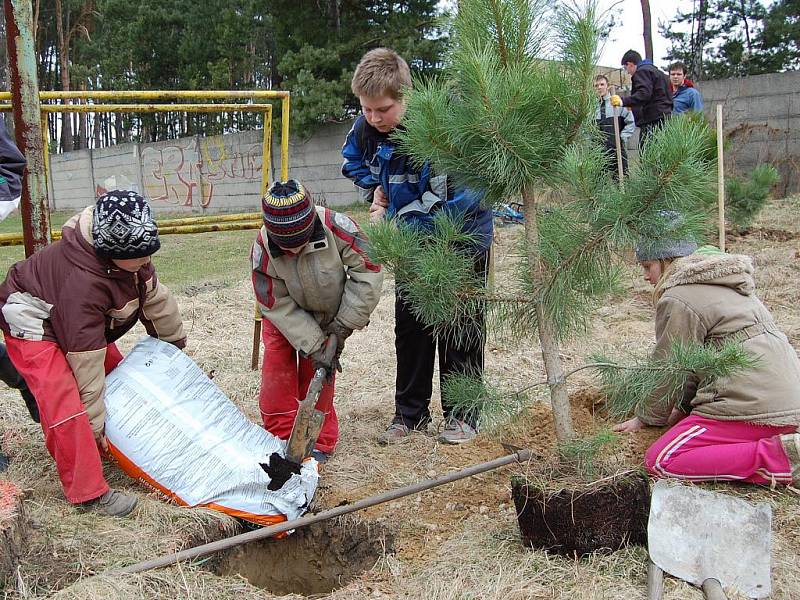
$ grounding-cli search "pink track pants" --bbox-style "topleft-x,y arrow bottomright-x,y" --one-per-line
258,319 -> 338,454
645,414 -> 798,485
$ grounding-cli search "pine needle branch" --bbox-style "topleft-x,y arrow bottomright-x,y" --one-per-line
591,340 -> 759,420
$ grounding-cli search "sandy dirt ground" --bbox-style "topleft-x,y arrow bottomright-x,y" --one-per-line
1,198 -> 799,599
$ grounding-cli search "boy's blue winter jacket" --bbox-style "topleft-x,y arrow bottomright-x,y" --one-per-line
672,83 -> 704,114
341,115 -> 493,250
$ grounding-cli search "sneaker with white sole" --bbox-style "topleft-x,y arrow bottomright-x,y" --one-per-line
377,422 -> 410,445
85,489 -> 138,517
438,418 -> 477,445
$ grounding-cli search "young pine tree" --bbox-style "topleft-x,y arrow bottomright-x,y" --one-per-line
370,0 -> 716,443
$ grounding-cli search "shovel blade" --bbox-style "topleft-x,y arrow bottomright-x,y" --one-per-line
648,480 -> 771,598
285,406 -> 325,464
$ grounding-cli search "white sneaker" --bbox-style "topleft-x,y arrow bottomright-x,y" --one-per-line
438,418 -> 477,445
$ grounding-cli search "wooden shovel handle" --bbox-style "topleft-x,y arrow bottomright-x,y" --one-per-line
701,578 -> 728,600
250,301 -> 262,371
647,558 -> 664,600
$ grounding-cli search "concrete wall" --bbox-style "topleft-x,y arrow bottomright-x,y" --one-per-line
47,121 -> 359,213
700,71 -> 800,196
45,70 -> 800,213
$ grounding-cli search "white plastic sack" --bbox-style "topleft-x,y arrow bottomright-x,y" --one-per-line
103,336 -> 318,525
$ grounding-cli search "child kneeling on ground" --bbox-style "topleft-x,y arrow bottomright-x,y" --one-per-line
251,180 -> 383,462
0,191 -> 187,516
614,229 -> 800,486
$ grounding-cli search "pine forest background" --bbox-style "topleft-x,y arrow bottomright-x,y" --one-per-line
0,0 -> 796,153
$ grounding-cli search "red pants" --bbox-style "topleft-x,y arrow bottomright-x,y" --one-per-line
645,414 -> 798,485
5,337 -> 123,503
259,319 -> 338,453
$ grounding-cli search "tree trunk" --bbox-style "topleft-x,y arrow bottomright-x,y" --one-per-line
739,0 -> 752,62
521,187 -> 575,443
77,85 -> 88,150
640,0 -> 654,61
55,0 -> 73,152
691,0 -> 708,79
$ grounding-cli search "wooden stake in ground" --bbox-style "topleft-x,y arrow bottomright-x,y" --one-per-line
250,301 -> 261,370
0,481 -> 31,588
611,86 -> 625,184
716,103 -> 726,252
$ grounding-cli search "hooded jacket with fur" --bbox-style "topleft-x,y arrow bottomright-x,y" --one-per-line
0,206 -> 186,433
638,252 -> 800,427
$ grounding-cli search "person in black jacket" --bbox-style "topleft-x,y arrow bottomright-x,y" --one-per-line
0,119 -> 38,425
611,50 -> 673,148
0,117 -> 39,472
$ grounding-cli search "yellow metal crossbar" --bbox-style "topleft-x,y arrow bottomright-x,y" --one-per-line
0,89 -> 290,369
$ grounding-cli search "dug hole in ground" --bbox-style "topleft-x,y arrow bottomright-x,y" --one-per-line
1,198 -> 800,599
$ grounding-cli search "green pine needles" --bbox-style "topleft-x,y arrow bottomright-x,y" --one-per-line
592,340 -> 759,420
558,429 -> 618,480
367,213 -> 487,346
441,373 -> 527,432
726,164 -> 781,232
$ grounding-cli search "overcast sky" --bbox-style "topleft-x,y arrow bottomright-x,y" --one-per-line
596,0 -> 695,68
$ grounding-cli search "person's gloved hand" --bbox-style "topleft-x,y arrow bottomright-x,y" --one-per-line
610,94 -> 623,107
309,334 -> 339,376
325,321 -> 353,370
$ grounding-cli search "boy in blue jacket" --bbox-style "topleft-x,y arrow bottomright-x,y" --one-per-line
341,48 -> 493,445
668,62 -> 704,114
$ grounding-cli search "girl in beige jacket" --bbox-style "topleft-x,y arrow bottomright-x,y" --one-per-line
614,237 -> 800,486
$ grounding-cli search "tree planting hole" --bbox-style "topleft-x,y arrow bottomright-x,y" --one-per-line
213,518 -> 394,596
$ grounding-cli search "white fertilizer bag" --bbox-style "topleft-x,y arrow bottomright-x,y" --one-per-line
103,336 -> 318,526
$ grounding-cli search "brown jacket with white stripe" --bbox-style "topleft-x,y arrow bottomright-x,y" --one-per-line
638,252 -> 800,427
0,206 -> 186,433
251,207 -> 383,355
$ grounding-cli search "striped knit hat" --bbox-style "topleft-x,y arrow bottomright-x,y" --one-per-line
261,180 -> 316,249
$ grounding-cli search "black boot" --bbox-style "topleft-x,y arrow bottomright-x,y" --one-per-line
20,385 -> 40,423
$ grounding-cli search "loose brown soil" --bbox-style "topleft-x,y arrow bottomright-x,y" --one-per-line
212,517 -> 393,596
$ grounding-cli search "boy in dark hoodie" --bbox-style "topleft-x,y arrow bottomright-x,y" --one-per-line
0,190 -> 186,516
611,49 -> 673,148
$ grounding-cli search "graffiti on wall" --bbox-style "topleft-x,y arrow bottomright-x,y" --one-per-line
141,136 -> 264,208
199,136 -> 264,205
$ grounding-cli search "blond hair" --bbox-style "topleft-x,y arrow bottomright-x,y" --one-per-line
351,48 -> 412,100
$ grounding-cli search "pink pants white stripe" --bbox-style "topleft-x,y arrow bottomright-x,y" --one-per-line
645,414 -> 798,485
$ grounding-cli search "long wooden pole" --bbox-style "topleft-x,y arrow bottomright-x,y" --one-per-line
716,103 -> 725,252
111,448 -> 532,576
610,86 -> 625,184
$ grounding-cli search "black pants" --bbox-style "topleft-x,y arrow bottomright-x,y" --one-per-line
639,118 -> 666,151
0,341 -> 39,422
393,250 -> 488,429
603,147 -> 628,180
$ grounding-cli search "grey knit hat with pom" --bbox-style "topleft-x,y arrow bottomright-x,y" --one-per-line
635,210 -> 698,261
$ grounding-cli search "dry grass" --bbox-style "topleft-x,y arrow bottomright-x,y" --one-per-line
2,197 -> 800,598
